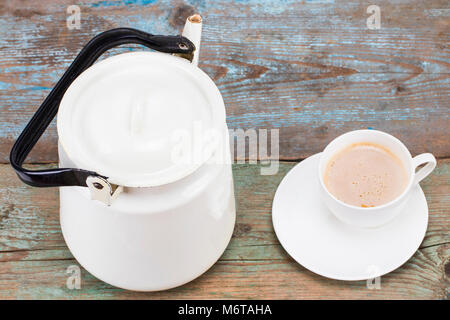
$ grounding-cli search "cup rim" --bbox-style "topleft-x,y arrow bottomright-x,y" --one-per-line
318,129 -> 414,211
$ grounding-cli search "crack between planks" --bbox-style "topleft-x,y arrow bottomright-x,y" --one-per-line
0,246 -> 68,254
219,258 -> 288,262
1,243 -> 448,263
278,156 -> 450,162
228,243 -> 280,247
419,241 -> 450,250
1,156 -> 450,165
18,258 -> 75,262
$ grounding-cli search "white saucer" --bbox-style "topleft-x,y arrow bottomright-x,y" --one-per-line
272,153 -> 428,281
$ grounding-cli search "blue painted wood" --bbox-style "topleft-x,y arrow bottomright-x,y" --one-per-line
0,0 -> 449,162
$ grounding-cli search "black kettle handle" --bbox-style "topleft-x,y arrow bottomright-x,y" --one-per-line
10,28 -> 195,188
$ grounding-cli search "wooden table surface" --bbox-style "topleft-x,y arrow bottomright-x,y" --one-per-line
0,0 -> 448,299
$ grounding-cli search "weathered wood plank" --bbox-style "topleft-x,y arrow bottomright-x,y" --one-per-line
0,0 -> 449,162
0,244 -> 448,299
0,161 -> 448,299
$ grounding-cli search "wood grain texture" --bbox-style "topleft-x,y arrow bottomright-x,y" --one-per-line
0,0 -> 449,162
0,0 -> 448,300
0,161 -> 448,299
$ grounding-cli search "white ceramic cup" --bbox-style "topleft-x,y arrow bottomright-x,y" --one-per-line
318,130 -> 436,228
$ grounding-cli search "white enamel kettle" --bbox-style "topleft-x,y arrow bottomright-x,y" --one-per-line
10,15 -> 236,291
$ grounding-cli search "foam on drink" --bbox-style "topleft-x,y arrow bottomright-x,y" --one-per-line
324,142 -> 408,207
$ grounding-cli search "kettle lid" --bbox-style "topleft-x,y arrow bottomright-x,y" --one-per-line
57,51 -> 225,187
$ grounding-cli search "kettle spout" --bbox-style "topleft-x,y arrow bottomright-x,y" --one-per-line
182,14 -> 202,66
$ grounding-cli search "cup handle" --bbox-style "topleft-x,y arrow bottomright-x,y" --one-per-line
412,153 -> 436,185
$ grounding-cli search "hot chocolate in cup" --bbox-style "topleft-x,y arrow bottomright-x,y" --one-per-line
318,130 -> 436,228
